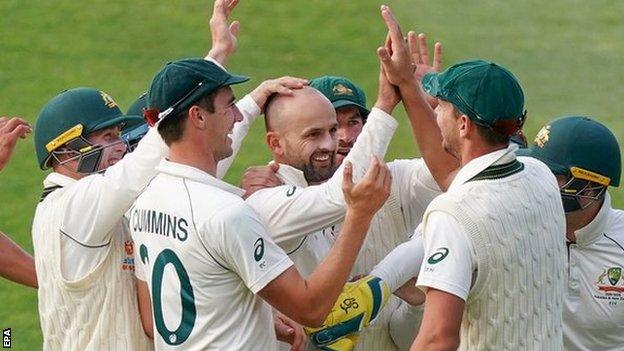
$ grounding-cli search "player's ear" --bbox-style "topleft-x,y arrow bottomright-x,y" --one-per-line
458,114 -> 471,138
188,105 -> 208,130
266,131 -> 284,156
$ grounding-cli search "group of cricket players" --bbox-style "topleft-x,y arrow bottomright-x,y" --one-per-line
1,1 -> 622,350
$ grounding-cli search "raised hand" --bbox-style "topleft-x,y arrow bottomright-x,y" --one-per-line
408,32 -> 442,82
376,5 -> 414,87
408,32 -> 442,108
207,0 -> 240,67
342,156 -> 391,219
249,76 -> 309,112
0,117 -> 31,171
374,64 -> 401,115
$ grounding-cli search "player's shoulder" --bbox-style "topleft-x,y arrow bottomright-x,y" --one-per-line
245,184 -> 299,207
606,203 -> 624,234
518,155 -> 554,177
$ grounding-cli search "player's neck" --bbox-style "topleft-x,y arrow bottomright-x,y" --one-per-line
168,141 -> 218,177
565,199 -> 603,242
458,141 -> 508,167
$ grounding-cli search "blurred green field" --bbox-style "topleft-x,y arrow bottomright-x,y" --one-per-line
1,0 -> 622,348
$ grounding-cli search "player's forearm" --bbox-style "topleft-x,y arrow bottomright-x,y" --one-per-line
399,81 -> 458,191
63,128 -> 168,243
303,210 -> 374,324
341,108 -> 398,183
0,232 -> 37,288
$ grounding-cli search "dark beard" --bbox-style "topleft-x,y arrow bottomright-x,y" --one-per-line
302,156 -> 336,184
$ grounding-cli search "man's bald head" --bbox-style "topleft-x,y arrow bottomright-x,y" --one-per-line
265,87 -> 335,133
264,86 -> 339,185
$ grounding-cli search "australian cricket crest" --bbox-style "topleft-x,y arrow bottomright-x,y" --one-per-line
594,266 -> 624,305
534,125 -> 551,148
608,267 -> 622,286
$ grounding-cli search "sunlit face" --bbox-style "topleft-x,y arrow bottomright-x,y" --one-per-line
203,87 -> 241,162
435,100 -> 461,159
281,106 -> 338,185
335,106 -> 364,166
86,125 -> 127,171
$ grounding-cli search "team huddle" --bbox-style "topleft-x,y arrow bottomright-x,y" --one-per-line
1,1 -> 623,350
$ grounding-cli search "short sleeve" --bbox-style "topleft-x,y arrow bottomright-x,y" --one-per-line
133,240 -> 147,281
211,204 -> 294,294
416,211 -> 475,300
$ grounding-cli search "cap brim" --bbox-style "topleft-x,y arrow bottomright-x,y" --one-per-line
422,72 -> 441,97
91,115 -> 145,133
222,74 -> 250,86
332,99 -> 370,117
175,73 -> 250,117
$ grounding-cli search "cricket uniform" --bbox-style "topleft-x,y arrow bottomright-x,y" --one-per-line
131,160 -> 293,351
417,146 -> 567,350
564,192 -> 624,350
32,128 -> 167,351
247,108 -> 442,350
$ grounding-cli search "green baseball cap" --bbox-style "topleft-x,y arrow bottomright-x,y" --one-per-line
519,116 -> 621,187
423,60 -> 526,136
309,76 -> 369,118
34,87 -> 143,169
147,58 -> 249,124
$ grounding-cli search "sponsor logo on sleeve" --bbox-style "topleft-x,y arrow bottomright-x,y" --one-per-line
427,247 -> 449,264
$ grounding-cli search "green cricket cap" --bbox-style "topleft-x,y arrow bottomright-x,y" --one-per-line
34,87 -> 143,169
310,76 -> 370,118
423,60 -> 526,136
147,58 -> 249,123
520,116 -> 621,187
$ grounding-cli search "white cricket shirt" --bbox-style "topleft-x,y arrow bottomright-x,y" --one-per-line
131,160 -> 293,351
564,192 -> 624,351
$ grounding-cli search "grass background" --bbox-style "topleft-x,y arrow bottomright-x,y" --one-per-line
1,0 -> 622,348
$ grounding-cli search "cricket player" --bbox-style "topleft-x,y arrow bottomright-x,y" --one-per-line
376,6 -> 566,350
32,87 -> 166,351
519,116 -> 623,351
240,29 -> 453,351
0,116 -> 37,288
131,57 -> 391,350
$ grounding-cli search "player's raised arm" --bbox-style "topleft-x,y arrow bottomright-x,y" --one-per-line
377,5 -> 458,191
258,157 -> 391,327
206,0 -> 240,67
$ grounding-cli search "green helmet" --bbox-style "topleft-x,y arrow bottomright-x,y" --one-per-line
521,116 -> 621,187
35,87 -> 143,171
309,76 -> 370,118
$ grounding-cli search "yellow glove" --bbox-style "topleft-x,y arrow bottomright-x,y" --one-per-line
305,275 -> 390,349
317,334 -> 359,351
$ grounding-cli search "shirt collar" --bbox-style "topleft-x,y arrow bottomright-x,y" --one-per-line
573,192 -> 612,246
275,163 -> 309,188
157,159 -> 245,197
449,144 -> 518,191
43,172 -> 78,188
